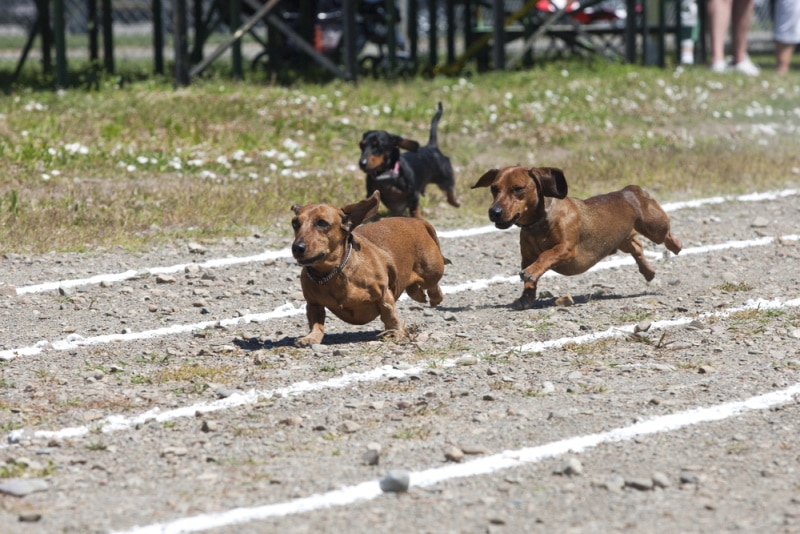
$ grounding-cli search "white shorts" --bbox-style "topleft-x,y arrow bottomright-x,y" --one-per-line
775,0 -> 800,44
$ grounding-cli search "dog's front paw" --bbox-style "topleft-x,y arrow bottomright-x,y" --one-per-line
295,336 -> 319,348
519,270 -> 538,284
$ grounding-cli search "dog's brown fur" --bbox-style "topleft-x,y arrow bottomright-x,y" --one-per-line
290,191 -> 448,346
472,166 -> 682,309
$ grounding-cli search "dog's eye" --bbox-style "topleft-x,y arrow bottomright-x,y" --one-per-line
291,219 -> 300,231
491,186 -> 499,196
316,219 -> 330,229
512,185 -> 526,194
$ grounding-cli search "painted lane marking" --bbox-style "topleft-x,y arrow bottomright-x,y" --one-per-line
2,234 -> 798,363
6,296 -> 799,448
13,188 -> 800,296
113,382 -> 800,534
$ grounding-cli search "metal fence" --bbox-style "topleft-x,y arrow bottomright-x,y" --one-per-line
0,0 -> 778,83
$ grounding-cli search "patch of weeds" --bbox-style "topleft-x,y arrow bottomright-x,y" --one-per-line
0,463 -> 26,479
716,281 -> 753,292
130,374 -> 153,385
331,449 -> 341,457
0,378 -> 14,388
85,442 -> 107,451
318,364 -> 337,374
320,432 -> 338,441
391,425 -> 431,440
137,352 -> 169,365
523,317 -> 555,334
616,310 -> 653,323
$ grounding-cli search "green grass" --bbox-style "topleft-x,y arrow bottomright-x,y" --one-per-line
0,58 -> 799,254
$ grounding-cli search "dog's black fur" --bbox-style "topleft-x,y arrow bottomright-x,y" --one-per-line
358,102 -> 460,217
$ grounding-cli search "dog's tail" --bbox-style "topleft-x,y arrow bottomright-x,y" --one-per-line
427,102 -> 444,149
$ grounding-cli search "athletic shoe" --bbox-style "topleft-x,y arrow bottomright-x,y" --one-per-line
710,60 -> 728,73
731,57 -> 760,76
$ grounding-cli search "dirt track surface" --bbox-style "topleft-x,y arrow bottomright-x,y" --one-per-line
1,189 -> 800,533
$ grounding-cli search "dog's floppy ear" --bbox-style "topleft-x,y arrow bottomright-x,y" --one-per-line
529,167 -> 568,199
341,191 -> 381,232
471,169 -> 498,189
396,136 -> 420,152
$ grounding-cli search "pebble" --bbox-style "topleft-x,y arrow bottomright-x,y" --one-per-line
456,355 -> 478,366
362,449 -> 380,466
562,457 -> 583,476
18,513 -> 42,522
379,470 -> 410,493
625,477 -> 654,491
155,274 -> 177,284
444,445 -> 465,463
634,320 -> 652,333
0,478 -> 49,497
540,381 -> 556,395
555,295 -> 574,307
651,472 -> 671,488
339,420 -> 361,433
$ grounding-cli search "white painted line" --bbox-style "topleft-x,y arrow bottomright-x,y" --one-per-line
6,296 -> 799,448
12,188 -> 800,296
16,249 -> 292,295
3,233 -> 797,363
113,381 -> 800,534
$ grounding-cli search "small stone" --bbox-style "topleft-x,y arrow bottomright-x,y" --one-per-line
698,365 -> 716,374
562,457 -> 583,476
597,474 -> 625,493
444,445 -> 465,463
280,416 -> 303,426
555,295 -> 574,307
339,420 -> 361,433
362,449 -> 380,466
155,274 -> 177,284
18,513 -> 42,522
634,320 -> 652,333
379,470 -> 410,493
652,472 -> 671,488
460,444 -> 490,455
625,477 -> 654,491
540,381 -> 556,395
456,355 -> 478,366
0,478 -> 49,497
751,216 -> 769,228
200,420 -> 218,433
188,242 -> 208,254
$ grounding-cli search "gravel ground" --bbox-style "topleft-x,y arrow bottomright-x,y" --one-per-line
0,189 -> 799,533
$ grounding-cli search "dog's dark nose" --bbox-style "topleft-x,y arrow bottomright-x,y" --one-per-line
359,157 -> 368,170
291,241 -> 306,258
488,206 -> 503,222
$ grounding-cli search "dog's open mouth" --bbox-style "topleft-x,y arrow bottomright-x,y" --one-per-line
494,214 -> 519,230
295,252 -> 325,266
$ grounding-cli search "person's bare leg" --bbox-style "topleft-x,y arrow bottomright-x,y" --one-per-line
730,0 -> 755,64
775,41 -> 794,74
707,0 -> 733,64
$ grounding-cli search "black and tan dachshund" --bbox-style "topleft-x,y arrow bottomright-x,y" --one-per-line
358,102 -> 460,218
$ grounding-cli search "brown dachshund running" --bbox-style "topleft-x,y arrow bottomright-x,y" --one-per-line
472,166 -> 682,310
291,191 -> 449,346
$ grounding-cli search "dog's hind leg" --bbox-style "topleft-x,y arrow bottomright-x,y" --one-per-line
626,186 -> 682,255
425,284 -> 444,307
618,233 -> 656,282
